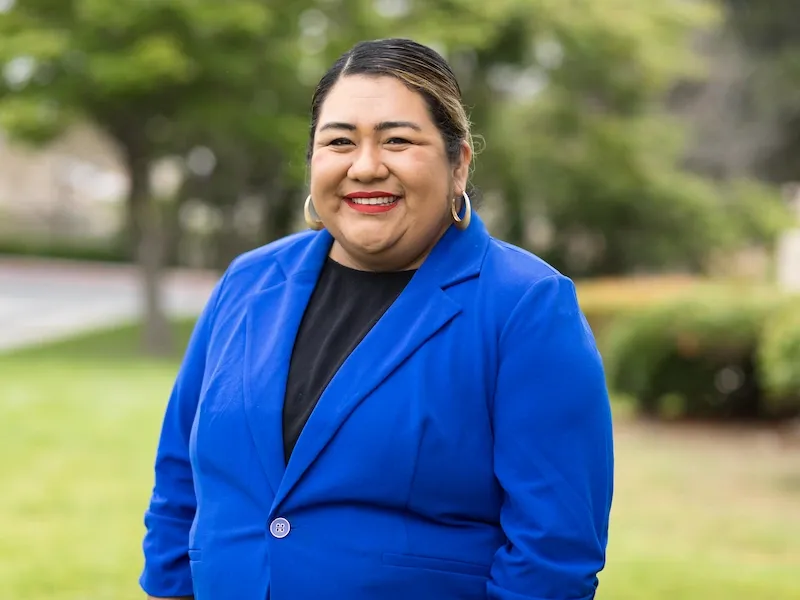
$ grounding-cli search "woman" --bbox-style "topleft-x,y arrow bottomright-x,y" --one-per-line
140,38 -> 614,600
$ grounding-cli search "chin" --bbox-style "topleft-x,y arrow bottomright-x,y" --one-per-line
348,236 -> 393,256
341,223 -> 397,255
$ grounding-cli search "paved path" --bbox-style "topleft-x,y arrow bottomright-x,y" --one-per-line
0,256 -> 218,352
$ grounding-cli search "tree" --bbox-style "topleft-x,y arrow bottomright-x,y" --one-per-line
459,0 -> 772,276
0,0 -> 307,354
0,0 -> 528,355
722,0 -> 800,184
1,0 -> 783,324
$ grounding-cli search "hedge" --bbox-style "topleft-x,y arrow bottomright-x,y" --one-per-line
576,276 -> 709,347
0,237 -> 129,264
758,300 -> 800,411
600,286 -> 798,421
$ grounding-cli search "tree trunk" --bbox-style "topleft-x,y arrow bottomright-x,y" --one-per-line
213,204 -> 240,271
126,150 -> 173,357
263,186 -> 299,243
503,182 -> 526,248
162,191 -> 185,268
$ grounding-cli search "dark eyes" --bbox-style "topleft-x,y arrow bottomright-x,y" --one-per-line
326,137 -> 412,147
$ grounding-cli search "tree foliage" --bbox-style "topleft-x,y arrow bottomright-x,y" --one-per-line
0,0 -> 788,352
0,0 -> 307,354
722,0 -> 800,184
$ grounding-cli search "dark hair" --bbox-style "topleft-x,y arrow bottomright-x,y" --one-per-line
306,38 -> 473,166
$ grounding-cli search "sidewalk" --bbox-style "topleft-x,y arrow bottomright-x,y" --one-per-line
0,256 -> 218,352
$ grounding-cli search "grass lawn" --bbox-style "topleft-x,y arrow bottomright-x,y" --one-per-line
1,323 -> 799,599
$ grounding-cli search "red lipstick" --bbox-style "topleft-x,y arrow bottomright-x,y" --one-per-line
344,191 -> 401,214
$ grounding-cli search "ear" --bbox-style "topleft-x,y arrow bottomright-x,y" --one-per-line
452,140 -> 472,196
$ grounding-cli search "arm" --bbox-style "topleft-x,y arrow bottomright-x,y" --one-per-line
139,275 -> 227,599
488,275 -> 614,600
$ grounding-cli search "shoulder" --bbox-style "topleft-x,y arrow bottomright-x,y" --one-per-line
226,229 -> 317,280
483,237 -> 564,287
211,229 -> 318,309
472,237 -> 592,351
480,239 -> 598,362
480,237 -> 579,318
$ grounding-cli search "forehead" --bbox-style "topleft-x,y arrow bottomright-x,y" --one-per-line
317,75 -> 434,129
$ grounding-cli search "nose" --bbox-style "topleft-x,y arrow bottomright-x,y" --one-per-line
347,143 -> 389,182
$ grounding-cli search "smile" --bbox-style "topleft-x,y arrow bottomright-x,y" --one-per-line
348,196 -> 398,206
344,196 -> 401,214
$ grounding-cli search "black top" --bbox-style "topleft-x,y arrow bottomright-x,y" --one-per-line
282,257 -> 415,463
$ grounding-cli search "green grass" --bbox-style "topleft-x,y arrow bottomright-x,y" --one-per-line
2,323 -> 800,599
5,318 -> 197,362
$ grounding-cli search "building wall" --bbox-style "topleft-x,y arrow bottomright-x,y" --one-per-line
0,123 -> 128,240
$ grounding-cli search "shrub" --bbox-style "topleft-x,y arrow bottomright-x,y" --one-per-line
575,275 -> 704,348
758,300 -> 800,415
602,289 -> 788,420
0,236 -> 129,264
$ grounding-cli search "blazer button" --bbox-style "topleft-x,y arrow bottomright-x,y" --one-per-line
269,517 -> 291,539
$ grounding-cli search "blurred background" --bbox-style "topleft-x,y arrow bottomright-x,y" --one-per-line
1,0 -> 799,598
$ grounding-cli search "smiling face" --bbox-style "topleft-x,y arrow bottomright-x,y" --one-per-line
309,75 -> 471,272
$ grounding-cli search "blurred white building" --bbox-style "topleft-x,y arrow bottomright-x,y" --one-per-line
776,183 -> 800,292
0,123 -> 128,241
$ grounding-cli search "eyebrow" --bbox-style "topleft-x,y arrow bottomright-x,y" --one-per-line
318,120 -> 422,133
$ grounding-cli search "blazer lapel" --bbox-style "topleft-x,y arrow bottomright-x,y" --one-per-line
274,218 -> 491,510
242,231 -> 333,495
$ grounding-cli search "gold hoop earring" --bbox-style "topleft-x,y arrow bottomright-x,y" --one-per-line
451,191 -> 472,231
304,195 -> 324,231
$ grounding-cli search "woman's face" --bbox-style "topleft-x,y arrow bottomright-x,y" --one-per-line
309,75 -> 471,271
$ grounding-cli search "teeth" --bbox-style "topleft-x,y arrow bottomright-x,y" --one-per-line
350,196 -> 398,205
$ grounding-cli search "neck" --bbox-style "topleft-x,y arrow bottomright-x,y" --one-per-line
329,222 -> 452,272
329,242 -> 426,272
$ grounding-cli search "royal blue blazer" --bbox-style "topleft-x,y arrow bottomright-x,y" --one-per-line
140,214 -> 614,600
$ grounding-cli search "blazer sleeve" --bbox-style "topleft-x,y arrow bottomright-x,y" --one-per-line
488,274 -> 614,600
139,272 -> 227,598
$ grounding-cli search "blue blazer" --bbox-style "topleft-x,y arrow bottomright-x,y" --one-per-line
140,215 -> 614,600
